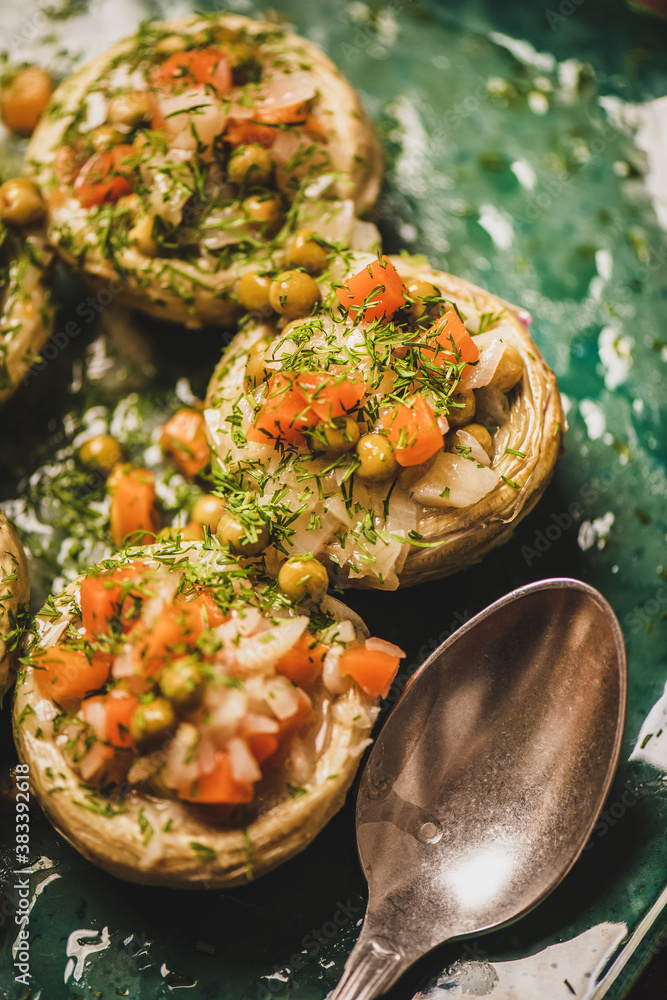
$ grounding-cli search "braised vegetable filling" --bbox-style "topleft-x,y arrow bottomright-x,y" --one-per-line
205,255 -> 530,588
36,17 -> 376,315
25,546 -> 403,815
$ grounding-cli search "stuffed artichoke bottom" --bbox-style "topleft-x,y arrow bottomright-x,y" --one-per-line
26,13 -> 382,327
13,540 -> 403,887
205,255 -> 565,589
0,180 -> 53,402
0,511 -> 30,704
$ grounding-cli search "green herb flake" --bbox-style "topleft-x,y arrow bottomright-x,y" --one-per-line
16,704 -> 36,725
74,794 -> 129,818
190,841 -> 217,863
138,807 -> 154,845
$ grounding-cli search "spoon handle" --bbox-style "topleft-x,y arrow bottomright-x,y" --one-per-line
328,934 -> 408,1000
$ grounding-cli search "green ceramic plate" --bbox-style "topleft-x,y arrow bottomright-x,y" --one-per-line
1,1 -> 666,998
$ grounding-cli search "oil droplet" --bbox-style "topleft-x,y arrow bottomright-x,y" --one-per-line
418,820 -> 442,844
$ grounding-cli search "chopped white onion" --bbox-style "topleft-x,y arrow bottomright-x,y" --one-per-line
241,713 -> 280,736
205,688 -> 248,745
263,677 -> 303,720
80,699 -> 106,741
272,129 -> 311,170
412,452 -> 500,508
83,91 -> 108,130
288,506 -> 339,556
79,742 -> 110,781
454,429 -> 492,467
234,617 -> 309,673
142,149 -> 194,226
346,533 -> 405,587
157,89 -> 227,151
322,619 -> 357,646
197,736 -> 217,776
227,737 -> 262,783
199,206 -> 245,249
164,724 -> 201,789
326,495 -> 356,527
256,71 -> 316,111
323,645 -> 351,695
365,637 -> 406,659
465,326 -> 522,390
460,337 -> 505,389
378,489 -> 417,536
229,606 -> 265,638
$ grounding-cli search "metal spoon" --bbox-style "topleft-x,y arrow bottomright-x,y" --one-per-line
330,578 -> 627,1000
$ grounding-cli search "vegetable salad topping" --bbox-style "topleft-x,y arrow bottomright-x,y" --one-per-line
29,15 -> 380,325
205,254 -> 530,588
23,543 -> 403,814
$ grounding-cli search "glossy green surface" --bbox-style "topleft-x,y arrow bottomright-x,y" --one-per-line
1,0 -> 666,998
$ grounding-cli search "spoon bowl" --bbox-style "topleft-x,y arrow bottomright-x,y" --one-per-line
330,578 -> 627,1000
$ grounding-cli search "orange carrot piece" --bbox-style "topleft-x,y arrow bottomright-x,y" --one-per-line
385,394 -> 444,467
422,309 -> 479,376
80,560 -> 149,638
339,641 -> 401,698
177,589 -> 228,629
104,691 -> 139,748
80,690 -> 139,748
246,372 -> 317,447
297,372 -> 366,423
108,465 -> 159,547
160,408 -> 210,479
247,732 -> 279,764
73,146 -> 135,208
153,48 -> 231,96
178,750 -> 254,804
33,646 -> 111,706
336,256 -> 406,323
275,634 -> 326,687
131,599 -> 206,676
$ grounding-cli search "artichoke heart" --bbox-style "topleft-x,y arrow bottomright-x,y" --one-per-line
13,540 -> 403,887
205,255 -> 565,589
